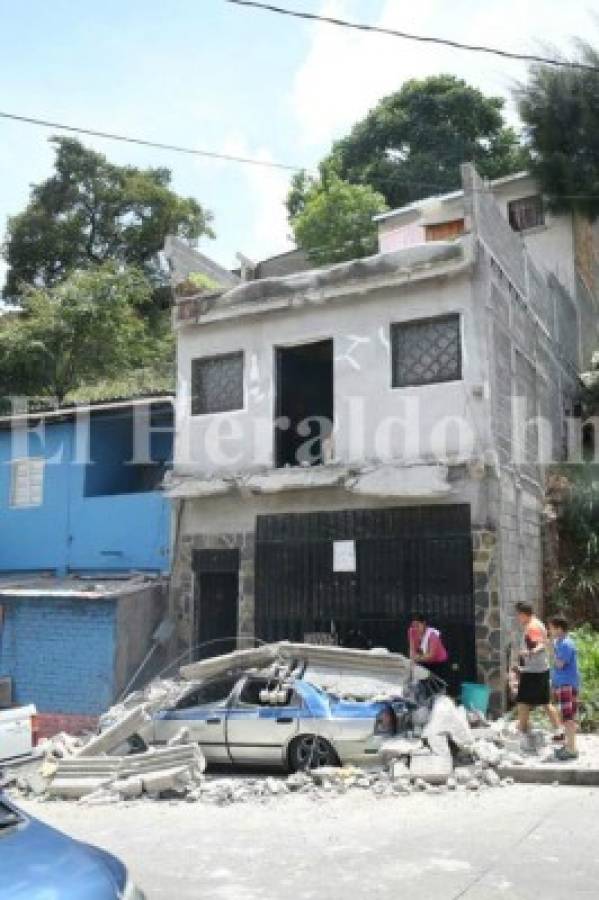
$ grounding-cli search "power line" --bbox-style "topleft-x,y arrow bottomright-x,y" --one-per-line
2,109 -> 599,203
224,0 -> 599,72
0,110 -> 303,172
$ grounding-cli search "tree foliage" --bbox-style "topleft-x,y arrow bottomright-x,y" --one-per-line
518,43 -> 599,220
2,137 -> 214,299
290,174 -> 387,266
0,265 -> 162,402
289,75 -> 526,220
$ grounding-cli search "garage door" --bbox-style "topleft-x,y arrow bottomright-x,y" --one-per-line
255,505 -> 476,690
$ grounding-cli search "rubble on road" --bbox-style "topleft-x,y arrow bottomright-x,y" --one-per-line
6,643 -> 553,805
46,745 -> 206,800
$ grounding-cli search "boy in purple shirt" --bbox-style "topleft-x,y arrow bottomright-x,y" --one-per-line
548,615 -> 580,761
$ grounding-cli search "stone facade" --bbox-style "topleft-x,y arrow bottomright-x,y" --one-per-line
172,529 -> 256,656
472,528 -> 502,711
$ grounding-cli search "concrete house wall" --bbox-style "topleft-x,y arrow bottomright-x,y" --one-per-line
176,250 -> 490,478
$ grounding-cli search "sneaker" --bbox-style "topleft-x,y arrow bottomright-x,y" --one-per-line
554,747 -> 578,762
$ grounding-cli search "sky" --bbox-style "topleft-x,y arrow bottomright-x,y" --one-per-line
1,0 -> 598,289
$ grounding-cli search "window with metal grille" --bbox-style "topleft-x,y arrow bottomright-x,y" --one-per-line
391,314 -> 462,388
10,457 -> 45,507
191,351 -> 244,415
508,195 -> 544,232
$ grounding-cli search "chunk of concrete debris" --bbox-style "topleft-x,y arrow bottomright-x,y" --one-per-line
142,765 -> 194,797
39,731 -> 83,759
423,695 -> 474,750
473,740 -> 503,768
426,733 -> 452,759
112,776 -> 144,799
48,776 -> 115,800
76,705 -> 150,758
167,727 -> 191,747
380,737 -> 422,763
390,760 -> 410,780
409,749 -> 453,785
45,744 -> 206,800
286,773 -> 311,792
482,769 -> 501,788
78,788 -> 122,806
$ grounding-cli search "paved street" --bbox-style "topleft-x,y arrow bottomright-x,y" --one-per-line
20,785 -> 599,899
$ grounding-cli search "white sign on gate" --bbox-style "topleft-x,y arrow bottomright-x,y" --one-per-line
333,540 -> 356,573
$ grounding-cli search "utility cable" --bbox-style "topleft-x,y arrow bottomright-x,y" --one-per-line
0,110 -> 303,172
224,0 -> 599,72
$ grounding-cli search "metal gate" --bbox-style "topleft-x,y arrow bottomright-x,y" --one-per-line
255,506 -> 476,688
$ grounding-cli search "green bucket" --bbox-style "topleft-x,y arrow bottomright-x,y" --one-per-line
461,682 -> 491,715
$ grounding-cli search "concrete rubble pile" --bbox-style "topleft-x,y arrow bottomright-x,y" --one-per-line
44,744 -> 207,802
9,644 -> 526,804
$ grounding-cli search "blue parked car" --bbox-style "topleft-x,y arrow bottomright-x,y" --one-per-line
0,793 -> 145,899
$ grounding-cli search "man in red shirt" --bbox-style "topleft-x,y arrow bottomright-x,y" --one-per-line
408,614 -> 449,684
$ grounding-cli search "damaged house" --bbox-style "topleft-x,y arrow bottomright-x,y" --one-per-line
168,164 -> 596,712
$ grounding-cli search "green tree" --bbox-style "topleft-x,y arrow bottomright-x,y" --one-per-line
2,137 -> 214,299
289,75 -> 525,217
0,264 -> 159,403
290,175 -> 387,266
518,43 -> 599,219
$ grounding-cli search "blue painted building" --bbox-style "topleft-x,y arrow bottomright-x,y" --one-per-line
0,397 -> 173,730
0,577 -> 168,719
0,397 -> 173,575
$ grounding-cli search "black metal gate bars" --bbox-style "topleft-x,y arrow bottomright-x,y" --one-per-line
255,505 -> 477,687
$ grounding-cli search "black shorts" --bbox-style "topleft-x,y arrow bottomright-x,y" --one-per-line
517,671 -> 550,707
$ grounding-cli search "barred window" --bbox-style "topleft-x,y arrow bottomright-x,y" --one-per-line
508,195 -> 544,232
391,314 -> 462,388
191,352 -> 244,416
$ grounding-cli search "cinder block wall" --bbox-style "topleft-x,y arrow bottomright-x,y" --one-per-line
0,596 -> 116,715
0,582 -> 169,717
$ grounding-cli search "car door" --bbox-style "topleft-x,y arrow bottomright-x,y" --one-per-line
152,676 -> 238,763
226,677 -> 301,766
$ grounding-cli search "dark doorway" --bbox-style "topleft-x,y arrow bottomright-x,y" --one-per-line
255,506 -> 476,694
193,550 -> 239,660
275,339 -> 334,468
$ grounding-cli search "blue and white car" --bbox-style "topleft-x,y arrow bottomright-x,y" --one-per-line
0,793 -> 144,900
138,673 -> 406,770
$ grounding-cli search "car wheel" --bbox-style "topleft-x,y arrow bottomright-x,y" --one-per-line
289,734 -> 339,772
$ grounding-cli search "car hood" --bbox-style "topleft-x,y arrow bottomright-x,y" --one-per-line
0,807 -> 126,900
328,697 -> 390,717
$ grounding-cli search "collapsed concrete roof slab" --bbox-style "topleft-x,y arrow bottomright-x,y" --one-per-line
277,643 -> 429,682
179,645 -> 281,681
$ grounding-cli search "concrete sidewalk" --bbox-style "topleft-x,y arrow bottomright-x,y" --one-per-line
499,734 -> 599,786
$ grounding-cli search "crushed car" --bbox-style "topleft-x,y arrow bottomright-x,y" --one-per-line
137,671 -> 410,770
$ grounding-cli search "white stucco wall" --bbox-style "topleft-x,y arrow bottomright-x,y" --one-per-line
175,267 -> 492,479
